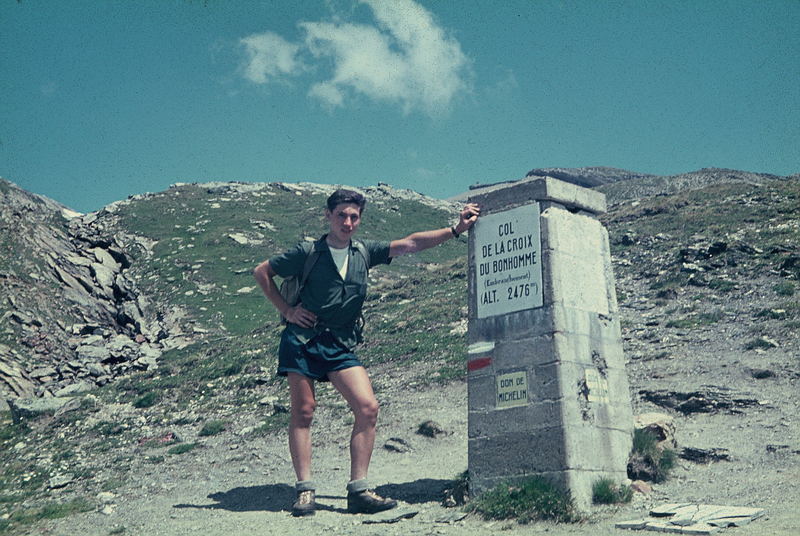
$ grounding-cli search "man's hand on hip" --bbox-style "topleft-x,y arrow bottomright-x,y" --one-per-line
285,304 -> 317,328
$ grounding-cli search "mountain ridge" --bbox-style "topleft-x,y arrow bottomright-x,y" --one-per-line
450,166 -> 794,203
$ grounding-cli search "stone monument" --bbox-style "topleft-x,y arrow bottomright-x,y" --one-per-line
467,177 -> 633,509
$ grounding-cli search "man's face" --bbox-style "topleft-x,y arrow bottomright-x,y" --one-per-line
325,203 -> 362,243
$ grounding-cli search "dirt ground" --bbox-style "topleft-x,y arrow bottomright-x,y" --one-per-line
35,349 -> 799,536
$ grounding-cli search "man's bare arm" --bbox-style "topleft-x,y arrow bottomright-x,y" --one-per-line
253,260 -> 317,328
389,203 -> 480,257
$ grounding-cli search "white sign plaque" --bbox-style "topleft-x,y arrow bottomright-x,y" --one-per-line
584,369 -> 609,404
474,204 -> 543,318
496,371 -> 528,409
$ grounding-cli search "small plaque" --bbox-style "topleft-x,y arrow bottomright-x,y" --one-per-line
584,369 -> 609,403
473,204 -> 543,319
496,371 -> 528,409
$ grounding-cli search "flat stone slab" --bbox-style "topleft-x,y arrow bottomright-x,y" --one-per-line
8,396 -> 76,423
468,176 -> 607,214
616,503 -> 766,533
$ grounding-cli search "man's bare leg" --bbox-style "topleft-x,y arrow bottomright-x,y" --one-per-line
287,372 -> 316,482
328,366 -> 379,481
329,366 -> 397,513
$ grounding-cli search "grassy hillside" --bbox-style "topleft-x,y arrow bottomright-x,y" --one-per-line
110,182 -> 465,336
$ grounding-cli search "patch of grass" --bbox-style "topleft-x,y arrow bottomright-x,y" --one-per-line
708,279 -> 737,292
745,337 -> 777,351
649,273 -> 689,292
755,308 -> 788,320
92,421 -> 125,437
774,281 -> 796,296
138,435 -> 179,449
592,478 -> 632,504
198,420 -> 226,437
665,317 -> 694,329
431,363 -> 466,384
101,477 -> 127,492
107,339 -> 268,409
665,309 -> 723,329
250,413 -> 290,437
442,470 -> 470,507
237,376 -> 262,390
360,262 -> 468,376
0,420 -> 30,442
628,428 -> 676,483
3,498 -> 93,533
132,391 -> 159,409
171,416 -> 198,426
167,443 -> 197,455
698,309 -> 725,324
466,476 -> 581,524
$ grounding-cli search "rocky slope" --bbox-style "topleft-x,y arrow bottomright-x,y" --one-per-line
0,180 -> 165,403
598,167 -> 790,203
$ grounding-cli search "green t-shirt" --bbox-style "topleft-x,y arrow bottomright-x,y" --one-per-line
269,236 -> 392,350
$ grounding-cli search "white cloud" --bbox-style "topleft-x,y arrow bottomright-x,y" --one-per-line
239,0 -> 472,115
240,32 -> 302,84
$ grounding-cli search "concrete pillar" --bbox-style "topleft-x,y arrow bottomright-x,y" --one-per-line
467,177 -> 633,509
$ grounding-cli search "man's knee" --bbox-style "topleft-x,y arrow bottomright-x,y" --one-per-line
355,399 -> 380,424
292,400 -> 317,427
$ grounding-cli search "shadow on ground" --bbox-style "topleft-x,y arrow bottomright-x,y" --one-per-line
174,484 -> 298,513
172,478 -> 451,513
376,478 -> 451,504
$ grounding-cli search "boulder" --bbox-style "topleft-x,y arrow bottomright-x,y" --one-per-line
258,395 -> 289,415
54,381 -> 94,397
29,366 -> 58,379
0,360 -> 36,397
107,335 -> 136,355
48,474 -> 74,489
133,356 -> 158,370
91,263 -> 116,297
8,396 -> 75,423
634,412 -> 676,449
91,247 -> 121,271
81,334 -> 105,346
85,362 -> 109,377
76,345 -> 112,362
138,344 -> 162,361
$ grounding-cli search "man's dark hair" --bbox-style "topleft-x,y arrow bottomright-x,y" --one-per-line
326,189 -> 366,213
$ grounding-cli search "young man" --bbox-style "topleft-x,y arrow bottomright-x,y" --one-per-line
253,189 -> 479,516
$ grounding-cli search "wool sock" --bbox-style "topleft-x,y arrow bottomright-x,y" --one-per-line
346,478 -> 369,494
295,480 -> 315,492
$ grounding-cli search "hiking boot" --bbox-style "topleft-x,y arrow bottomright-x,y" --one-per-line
346,489 -> 398,514
291,489 -> 316,517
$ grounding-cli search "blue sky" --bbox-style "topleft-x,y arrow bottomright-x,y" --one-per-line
2,0 -> 798,213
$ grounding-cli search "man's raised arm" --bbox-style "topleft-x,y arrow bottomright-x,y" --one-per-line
389,203 -> 480,258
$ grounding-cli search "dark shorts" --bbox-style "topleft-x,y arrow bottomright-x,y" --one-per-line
277,328 -> 363,382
